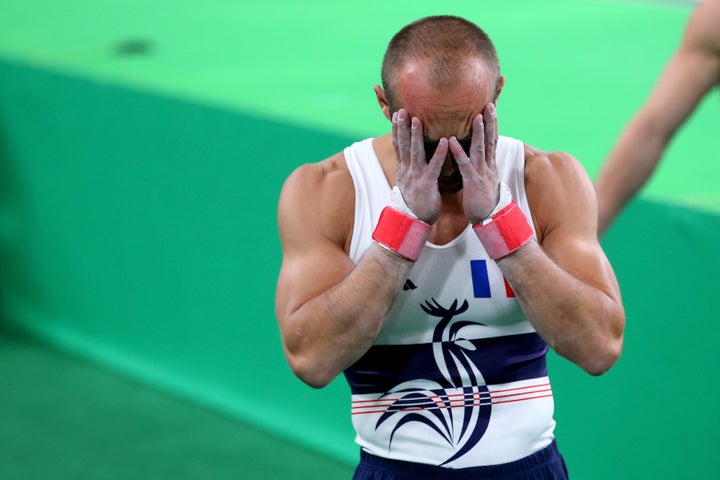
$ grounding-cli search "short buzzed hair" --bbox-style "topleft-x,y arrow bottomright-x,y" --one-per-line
381,15 -> 501,111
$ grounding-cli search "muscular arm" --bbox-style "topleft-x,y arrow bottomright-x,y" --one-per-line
596,0 -> 720,234
500,149 -> 625,375
275,156 -> 412,388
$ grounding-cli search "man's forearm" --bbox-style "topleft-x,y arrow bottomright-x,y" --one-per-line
497,241 -> 624,375
282,243 -> 412,388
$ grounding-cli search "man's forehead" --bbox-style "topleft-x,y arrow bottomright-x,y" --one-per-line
393,61 -> 494,103
395,56 -> 493,83
393,91 -> 489,140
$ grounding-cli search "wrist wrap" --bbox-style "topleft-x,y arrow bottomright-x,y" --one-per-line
372,206 -> 431,261
473,200 -> 533,260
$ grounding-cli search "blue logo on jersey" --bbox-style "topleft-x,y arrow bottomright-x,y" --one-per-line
375,298 -> 491,465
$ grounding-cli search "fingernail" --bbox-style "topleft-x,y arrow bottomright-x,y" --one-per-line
489,103 -> 496,115
392,112 -> 397,122
398,110 -> 406,121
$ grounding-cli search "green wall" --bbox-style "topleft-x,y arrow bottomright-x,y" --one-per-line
0,59 -> 357,461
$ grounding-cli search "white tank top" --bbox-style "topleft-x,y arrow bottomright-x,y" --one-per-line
343,136 -> 556,468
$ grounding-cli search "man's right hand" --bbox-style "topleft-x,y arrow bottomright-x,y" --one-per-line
392,109 -> 445,224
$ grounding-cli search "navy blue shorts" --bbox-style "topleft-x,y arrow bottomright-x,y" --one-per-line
352,441 -> 569,480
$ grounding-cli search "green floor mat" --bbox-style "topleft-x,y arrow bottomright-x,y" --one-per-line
0,330 -> 355,480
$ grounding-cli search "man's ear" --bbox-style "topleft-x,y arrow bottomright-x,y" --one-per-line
494,76 -> 506,104
374,84 -> 392,121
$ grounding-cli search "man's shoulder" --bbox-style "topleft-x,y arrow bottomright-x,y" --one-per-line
522,143 -> 588,187
522,143 -> 579,164
284,150 -> 350,188
278,148 -> 357,225
285,135 -> 383,181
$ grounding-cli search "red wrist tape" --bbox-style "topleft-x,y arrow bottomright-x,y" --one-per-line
473,201 -> 533,260
372,206 -> 432,261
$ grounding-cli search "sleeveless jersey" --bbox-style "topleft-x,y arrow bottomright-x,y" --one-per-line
343,136 -> 556,469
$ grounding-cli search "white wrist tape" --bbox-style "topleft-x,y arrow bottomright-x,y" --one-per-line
390,186 -> 419,219
481,182 -> 513,225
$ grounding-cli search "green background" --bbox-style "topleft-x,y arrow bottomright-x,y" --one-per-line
1,0 -> 718,478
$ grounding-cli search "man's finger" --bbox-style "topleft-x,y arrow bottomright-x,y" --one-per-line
427,137 -> 449,177
410,116 -> 425,170
396,109 -> 411,156
484,103 -> 497,168
449,136 -> 473,171
470,114 -> 485,170
391,111 -> 399,158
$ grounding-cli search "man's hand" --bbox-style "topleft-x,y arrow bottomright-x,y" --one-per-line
392,109 -> 445,224
452,103 -> 501,224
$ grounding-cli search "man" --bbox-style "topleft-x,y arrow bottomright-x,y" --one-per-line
596,0 -> 720,235
276,15 -> 625,479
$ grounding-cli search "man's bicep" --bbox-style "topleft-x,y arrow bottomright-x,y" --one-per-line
531,151 -> 621,298
542,225 -> 621,300
275,236 -> 354,322
275,164 -> 356,322
540,174 -> 621,300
